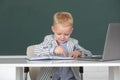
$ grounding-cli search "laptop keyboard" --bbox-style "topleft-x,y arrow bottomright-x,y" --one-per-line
78,55 -> 102,60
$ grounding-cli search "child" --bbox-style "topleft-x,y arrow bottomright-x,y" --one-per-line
34,12 -> 92,80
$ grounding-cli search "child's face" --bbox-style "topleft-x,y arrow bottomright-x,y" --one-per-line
52,24 -> 73,43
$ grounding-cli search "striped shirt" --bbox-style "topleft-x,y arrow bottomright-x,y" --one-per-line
34,34 -> 92,80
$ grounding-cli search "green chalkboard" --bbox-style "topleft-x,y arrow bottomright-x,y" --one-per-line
0,0 -> 120,55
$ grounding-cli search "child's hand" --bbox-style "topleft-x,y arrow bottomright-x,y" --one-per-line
54,46 -> 66,56
68,50 -> 82,59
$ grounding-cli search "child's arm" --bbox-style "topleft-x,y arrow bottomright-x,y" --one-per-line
33,35 -> 66,56
68,39 -> 92,58
53,40 -> 66,56
68,50 -> 82,58
54,46 -> 66,56
33,35 -> 53,56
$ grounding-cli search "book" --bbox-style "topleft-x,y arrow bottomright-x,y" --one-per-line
26,56 -> 74,61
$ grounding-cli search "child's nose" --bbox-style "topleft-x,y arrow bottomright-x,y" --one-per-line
61,35 -> 65,39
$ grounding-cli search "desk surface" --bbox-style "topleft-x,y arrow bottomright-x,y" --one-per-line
0,55 -> 120,66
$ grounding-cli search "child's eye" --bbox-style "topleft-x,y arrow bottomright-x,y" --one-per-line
65,34 -> 69,36
57,33 -> 61,35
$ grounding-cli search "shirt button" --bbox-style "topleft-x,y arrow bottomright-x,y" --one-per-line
50,76 -> 52,78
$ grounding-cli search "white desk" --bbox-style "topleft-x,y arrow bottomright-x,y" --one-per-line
0,55 -> 120,66
0,55 -> 120,80
109,67 -> 120,80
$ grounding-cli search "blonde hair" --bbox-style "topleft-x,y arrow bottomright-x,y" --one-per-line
53,12 -> 73,26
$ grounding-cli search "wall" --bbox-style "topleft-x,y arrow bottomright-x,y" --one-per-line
0,0 -> 120,55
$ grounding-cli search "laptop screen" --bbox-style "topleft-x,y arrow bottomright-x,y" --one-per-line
102,23 -> 120,60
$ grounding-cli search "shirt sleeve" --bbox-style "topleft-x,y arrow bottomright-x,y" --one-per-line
33,35 -> 53,56
74,40 -> 93,57
49,45 -> 56,55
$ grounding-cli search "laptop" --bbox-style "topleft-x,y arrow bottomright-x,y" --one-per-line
79,23 -> 120,61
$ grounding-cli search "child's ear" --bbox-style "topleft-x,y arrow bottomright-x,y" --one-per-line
72,27 -> 73,31
51,26 -> 55,32
71,27 -> 73,33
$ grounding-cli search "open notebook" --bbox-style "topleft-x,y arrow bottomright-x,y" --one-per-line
26,56 -> 74,61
